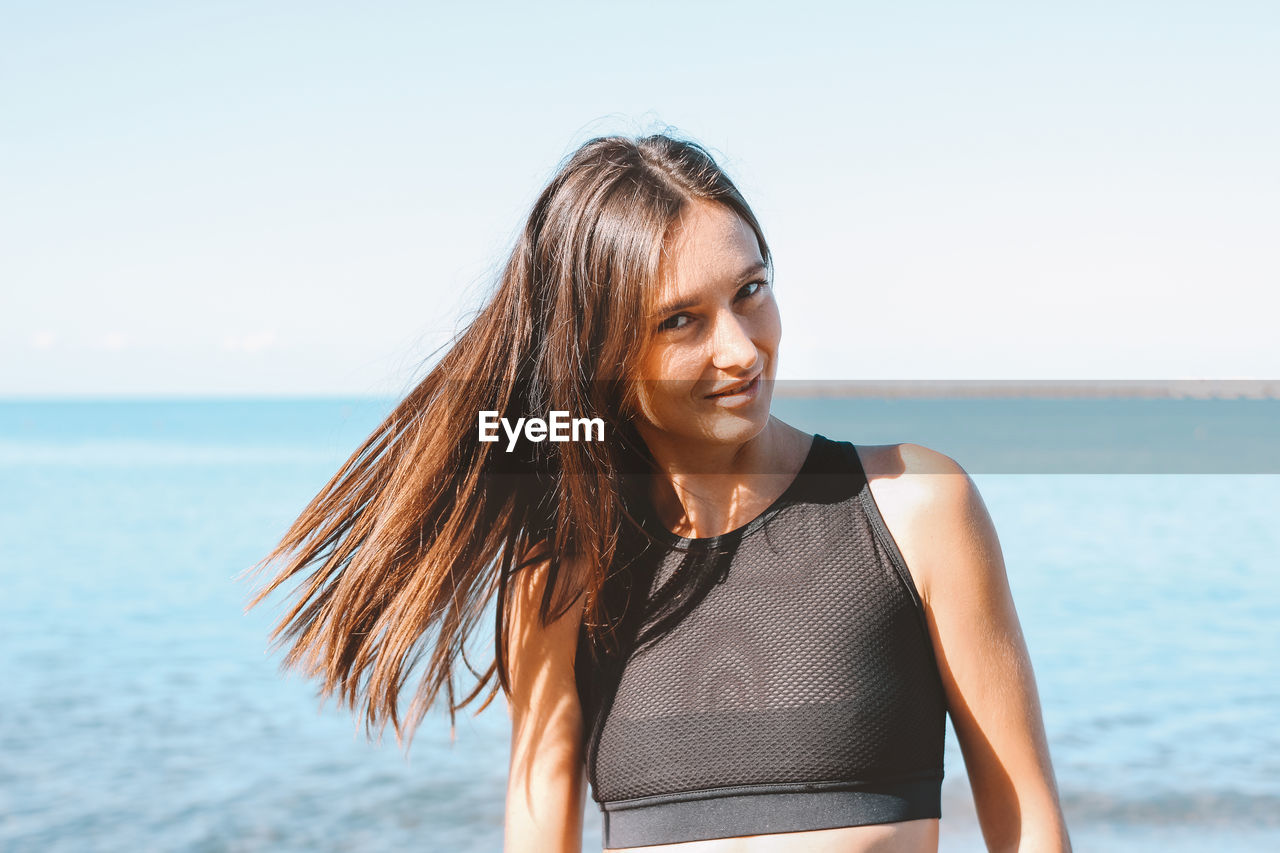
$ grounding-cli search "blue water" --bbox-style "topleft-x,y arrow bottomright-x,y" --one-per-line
1,398 -> 1277,852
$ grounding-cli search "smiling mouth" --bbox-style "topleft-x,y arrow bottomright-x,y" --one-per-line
706,372 -> 762,398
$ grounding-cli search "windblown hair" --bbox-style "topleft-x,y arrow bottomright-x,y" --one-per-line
240,130 -> 772,751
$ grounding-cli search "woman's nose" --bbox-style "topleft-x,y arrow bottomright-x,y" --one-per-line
709,311 -> 758,371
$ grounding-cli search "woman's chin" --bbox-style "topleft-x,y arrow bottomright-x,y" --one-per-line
694,407 -> 772,445
636,395 -> 774,455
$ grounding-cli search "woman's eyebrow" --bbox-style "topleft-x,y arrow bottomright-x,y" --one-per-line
652,260 -> 767,318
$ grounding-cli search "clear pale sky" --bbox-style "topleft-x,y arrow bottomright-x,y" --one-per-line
5,2 -> 1278,397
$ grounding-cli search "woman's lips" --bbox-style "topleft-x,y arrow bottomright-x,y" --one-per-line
705,373 -> 762,404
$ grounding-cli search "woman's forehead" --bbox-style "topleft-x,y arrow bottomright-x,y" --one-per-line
656,201 -> 763,301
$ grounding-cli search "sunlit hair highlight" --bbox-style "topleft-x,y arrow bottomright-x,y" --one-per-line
240,130 -> 772,751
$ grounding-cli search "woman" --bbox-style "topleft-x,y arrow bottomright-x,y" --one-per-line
243,131 -> 1072,852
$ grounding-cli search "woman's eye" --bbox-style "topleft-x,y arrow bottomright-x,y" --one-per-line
657,282 -> 768,332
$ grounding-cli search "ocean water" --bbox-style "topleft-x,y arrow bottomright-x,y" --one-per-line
1,398 -> 1277,852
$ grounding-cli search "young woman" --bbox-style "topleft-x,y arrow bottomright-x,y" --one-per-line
243,132 -> 1072,852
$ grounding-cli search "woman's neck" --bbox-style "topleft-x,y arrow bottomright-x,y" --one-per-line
641,418 -> 814,539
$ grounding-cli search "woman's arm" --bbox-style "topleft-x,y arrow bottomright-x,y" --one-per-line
502,553 -> 588,853
892,444 -> 1073,853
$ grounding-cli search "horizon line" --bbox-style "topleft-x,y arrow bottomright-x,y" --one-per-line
3,379 -> 1280,401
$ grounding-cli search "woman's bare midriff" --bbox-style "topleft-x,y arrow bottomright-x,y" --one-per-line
603,818 -> 939,853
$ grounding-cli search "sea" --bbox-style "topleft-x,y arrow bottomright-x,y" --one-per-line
1,397 -> 1277,852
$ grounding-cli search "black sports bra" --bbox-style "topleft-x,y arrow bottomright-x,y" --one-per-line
573,434 -> 949,848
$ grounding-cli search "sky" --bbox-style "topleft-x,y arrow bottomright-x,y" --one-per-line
4,1 -> 1278,397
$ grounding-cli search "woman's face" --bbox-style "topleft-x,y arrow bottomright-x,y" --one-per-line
632,199 -> 781,454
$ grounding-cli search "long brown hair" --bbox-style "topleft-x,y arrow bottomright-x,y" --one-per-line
239,130 -> 773,751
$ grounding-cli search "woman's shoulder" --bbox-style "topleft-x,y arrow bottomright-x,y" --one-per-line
851,442 -> 975,604
852,441 -> 966,480
504,544 -> 589,714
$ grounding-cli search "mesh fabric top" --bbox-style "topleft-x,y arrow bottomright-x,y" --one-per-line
573,434 -> 949,847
